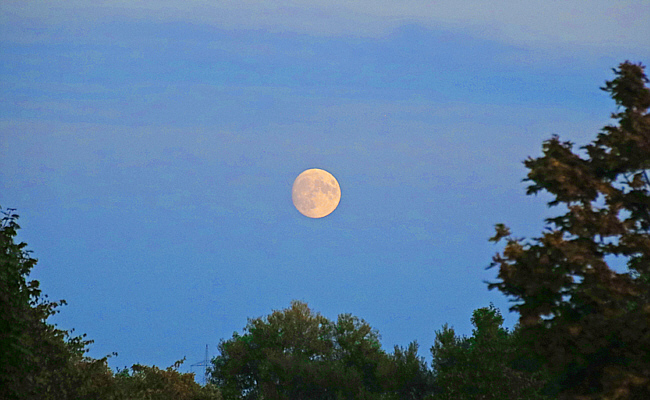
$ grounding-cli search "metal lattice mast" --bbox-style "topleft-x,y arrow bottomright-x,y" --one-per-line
190,344 -> 209,385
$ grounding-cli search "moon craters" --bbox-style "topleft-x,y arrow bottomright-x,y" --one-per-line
292,169 -> 341,218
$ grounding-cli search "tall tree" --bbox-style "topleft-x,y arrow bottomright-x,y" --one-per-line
1,207 -> 39,398
0,207 -> 105,399
0,207 -> 222,399
488,61 -> 650,399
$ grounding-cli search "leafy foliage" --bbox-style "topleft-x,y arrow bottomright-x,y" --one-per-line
0,207 -> 107,399
112,359 -> 222,400
209,300 -> 433,400
0,207 -> 221,399
379,341 -> 434,400
488,61 -> 650,399
429,304 -> 549,400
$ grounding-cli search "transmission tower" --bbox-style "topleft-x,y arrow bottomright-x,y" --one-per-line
191,344 -> 210,385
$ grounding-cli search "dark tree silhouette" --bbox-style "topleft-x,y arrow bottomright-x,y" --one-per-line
489,61 -> 650,399
0,207 -> 104,399
209,300 -> 433,400
0,207 -> 221,399
429,305 -> 549,400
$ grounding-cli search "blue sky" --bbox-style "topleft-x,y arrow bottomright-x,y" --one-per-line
1,1 -> 649,376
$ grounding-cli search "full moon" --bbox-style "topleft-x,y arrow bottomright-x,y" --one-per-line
292,169 -> 341,218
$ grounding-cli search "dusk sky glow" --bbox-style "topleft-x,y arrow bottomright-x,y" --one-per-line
1,1 -> 649,375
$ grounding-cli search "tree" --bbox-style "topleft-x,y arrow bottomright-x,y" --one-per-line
379,341 -> 433,400
1,206 -> 38,398
488,61 -> 650,399
0,207 -> 114,399
429,305 -> 549,400
209,301 -> 432,400
1,207 -> 89,399
112,359 -> 222,400
0,206 -> 221,400
210,301 -> 336,400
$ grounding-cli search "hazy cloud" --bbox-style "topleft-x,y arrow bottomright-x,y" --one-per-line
2,1 -> 648,51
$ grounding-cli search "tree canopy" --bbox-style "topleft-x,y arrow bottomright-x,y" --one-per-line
488,61 -> 650,399
0,207 -> 103,399
0,207 -> 221,400
209,300 -> 433,400
430,304 -> 549,400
